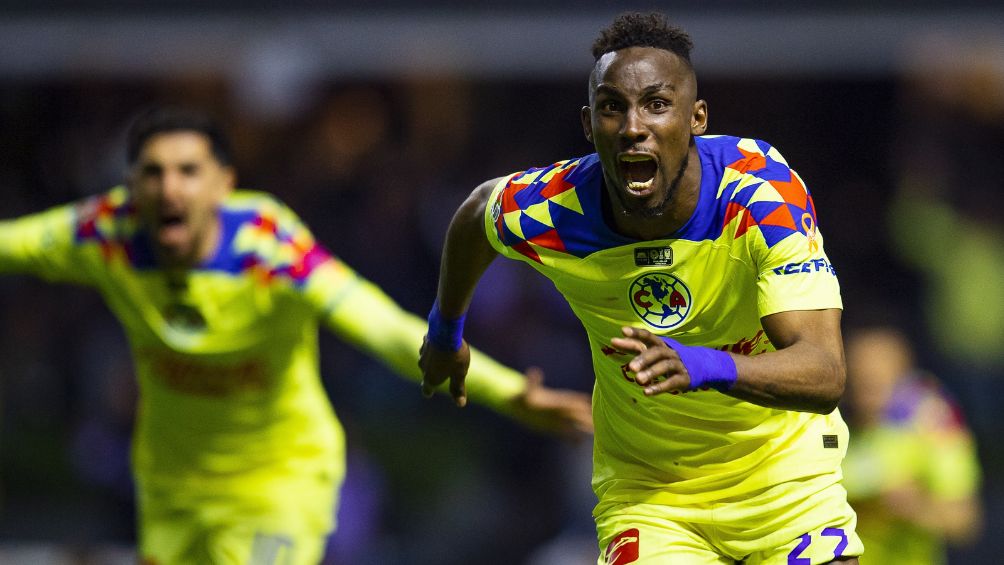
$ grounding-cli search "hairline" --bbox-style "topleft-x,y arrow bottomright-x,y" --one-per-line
587,47 -> 697,104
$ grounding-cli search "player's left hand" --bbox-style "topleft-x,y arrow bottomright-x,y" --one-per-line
507,367 -> 593,440
611,326 -> 691,395
419,336 -> 471,407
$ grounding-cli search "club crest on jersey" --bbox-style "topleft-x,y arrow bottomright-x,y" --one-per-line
629,273 -> 691,329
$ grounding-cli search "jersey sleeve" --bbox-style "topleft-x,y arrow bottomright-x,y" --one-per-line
744,151 -> 842,316
483,173 -> 524,260
318,275 -> 527,411
275,200 -> 527,411
0,197 -> 98,285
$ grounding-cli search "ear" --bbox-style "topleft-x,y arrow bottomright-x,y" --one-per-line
580,106 -> 594,143
691,99 -> 708,135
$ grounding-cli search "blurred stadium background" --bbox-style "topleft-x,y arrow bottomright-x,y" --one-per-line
1,1 -> 1002,563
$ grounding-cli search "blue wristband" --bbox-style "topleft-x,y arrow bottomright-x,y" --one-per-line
659,336 -> 738,391
427,300 -> 466,352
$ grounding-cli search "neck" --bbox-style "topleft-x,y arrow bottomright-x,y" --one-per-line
197,215 -> 223,264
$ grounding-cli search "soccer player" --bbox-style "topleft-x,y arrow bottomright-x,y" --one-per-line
420,12 -> 862,564
842,327 -> 982,565
0,106 -> 593,565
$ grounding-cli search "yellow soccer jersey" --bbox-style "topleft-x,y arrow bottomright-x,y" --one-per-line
485,135 -> 847,510
0,187 -> 526,503
0,187 -> 356,498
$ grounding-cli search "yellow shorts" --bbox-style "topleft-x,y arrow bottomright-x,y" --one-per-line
597,473 -> 863,564
137,472 -> 338,565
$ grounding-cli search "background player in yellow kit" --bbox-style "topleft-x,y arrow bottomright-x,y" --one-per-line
842,326 -> 982,564
420,12 -> 861,564
0,106 -> 593,565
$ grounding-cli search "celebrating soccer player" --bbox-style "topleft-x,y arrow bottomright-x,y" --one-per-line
420,12 -> 862,564
0,106 -> 592,564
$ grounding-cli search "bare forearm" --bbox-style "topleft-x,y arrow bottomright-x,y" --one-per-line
615,309 -> 845,411
435,178 -> 503,317
728,340 -> 845,413
727,308 -> 846,414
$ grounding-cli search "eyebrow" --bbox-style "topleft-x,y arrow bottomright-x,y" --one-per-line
595,82 -> 677,97
640,82 -> 676,95
594,84 -> 621,96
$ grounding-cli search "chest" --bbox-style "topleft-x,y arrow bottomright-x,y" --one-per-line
95,265 -> 307,352
537,239 -> 757,333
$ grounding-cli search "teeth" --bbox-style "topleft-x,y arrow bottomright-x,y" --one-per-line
620,154 -> 653,162
627,179 -> 654,190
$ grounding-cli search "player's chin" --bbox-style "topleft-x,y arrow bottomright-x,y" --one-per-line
620,193 -> 669,220
154,238 -> 195,267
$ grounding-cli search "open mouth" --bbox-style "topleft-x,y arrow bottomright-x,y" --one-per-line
156,212 -> 188,242
619,154 -> 657,192
160,214 -> 184,228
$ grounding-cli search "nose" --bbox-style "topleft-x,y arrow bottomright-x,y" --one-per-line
621,107 -> 648,142
160,169 -> 185,201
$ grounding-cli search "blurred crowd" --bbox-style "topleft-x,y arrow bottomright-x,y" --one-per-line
1,34 -> 1002,564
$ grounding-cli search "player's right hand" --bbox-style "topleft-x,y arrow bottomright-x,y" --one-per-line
419,337 -> 471,407
611,326 -> 691,395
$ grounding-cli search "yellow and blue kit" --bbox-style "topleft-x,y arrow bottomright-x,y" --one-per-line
0,187 -> 527,564
485,135 -> 862,563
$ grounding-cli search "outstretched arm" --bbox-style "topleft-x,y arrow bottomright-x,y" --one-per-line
0,198 -> 95,284
418,177 -> 506,407
311,181 -> 592,435
320,268 -> 592,437
612,308 -> 845,414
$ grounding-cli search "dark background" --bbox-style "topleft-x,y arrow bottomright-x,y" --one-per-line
1,4 -> 1002,564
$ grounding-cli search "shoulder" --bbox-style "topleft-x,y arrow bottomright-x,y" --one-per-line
698,135 -> 803,191
221,189 -> 299,223
486,154 -> 628,260
889,376 -> 970,433
492,154 -> 600,207
214,190 -> 332,283
700,136 -> 819,247
487,154 -> 599,225
74,186 -> 138,243
219,190 -> 315,240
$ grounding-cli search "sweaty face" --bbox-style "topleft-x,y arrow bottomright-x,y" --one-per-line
582,47 -> 706,219
129,132 -> 234,268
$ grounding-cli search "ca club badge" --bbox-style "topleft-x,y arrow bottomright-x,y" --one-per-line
628,273 -> 692,329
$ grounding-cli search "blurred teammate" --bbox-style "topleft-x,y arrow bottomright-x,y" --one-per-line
0,106 -> 592,565
420,12 -> 861,564
842,327 -> 982,564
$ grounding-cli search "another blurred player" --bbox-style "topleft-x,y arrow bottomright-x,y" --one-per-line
842,327 -> 982,564
0,106 -> 592,564
420,12 -> 861,564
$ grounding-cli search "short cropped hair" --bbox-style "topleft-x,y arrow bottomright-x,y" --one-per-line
591,12 -> 694,67
126,106 -> 233,166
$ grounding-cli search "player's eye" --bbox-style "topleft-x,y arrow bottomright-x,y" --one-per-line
599,100 -> 623,113
139,164 -> 163,179
648,99 -> 670,112
179,163 -> 200,176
